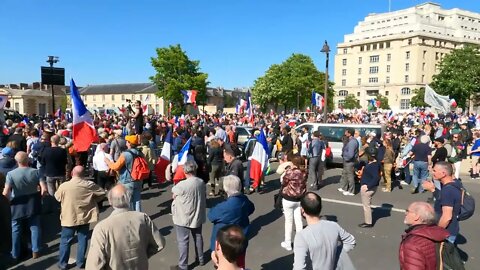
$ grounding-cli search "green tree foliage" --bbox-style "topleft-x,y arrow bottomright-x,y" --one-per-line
410,87 -> 428,108
252,54 -> 334,112
150,44 -> 208,115
343,94 -> 361,109
432,46 -> 480,108
376,94 -> 390,110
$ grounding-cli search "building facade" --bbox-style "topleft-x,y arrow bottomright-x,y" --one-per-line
0,84 -> 66,116
334,2 -> 480,111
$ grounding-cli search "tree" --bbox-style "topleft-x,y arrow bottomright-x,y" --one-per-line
376,94 -> 390,110
252,53 -> 334,112
432,46 -> 480,108
410,87 -> 428,108
343,94 -> 361,109
150,44 -> 208,115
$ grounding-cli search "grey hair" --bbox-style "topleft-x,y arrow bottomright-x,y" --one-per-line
108,186 -> 131,209
183,159 -> 198,175
223,175 -> 242,197
434,161 -> 453,177
410,201 -> 436,225
420,135 -> 430,144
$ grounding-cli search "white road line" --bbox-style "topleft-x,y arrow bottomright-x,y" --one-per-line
322,198 -> 406,213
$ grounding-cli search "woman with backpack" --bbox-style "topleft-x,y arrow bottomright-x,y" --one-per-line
280,155 -> 307,251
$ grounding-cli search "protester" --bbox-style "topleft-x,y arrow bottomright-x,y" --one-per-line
92,143 -> 114,192
280,155 -> 307,251
207,137 -> 224,196
208,175 -> 255,268
293,192 -> 356,270
171,160 -> 207,270
0,173 -> 12,269
382,138 -> 395,192
422,161 -> 462,244
105,134 -> 144,211
2,151 -> 47,261
41,135 -> 68,196
307,131 -> 325,190
409,135 -> 432,193
55,166 -> 106,270
338,128 -> 358,196
211,224 -> 248,270
110,129 -> 127,162
223,147 -> 244,188
86,184 -> 165,269
399,201 -> 449,270
140,133 -> 157,189
359,150 -> 381,228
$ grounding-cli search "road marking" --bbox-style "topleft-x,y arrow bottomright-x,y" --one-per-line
322,198 -> 406,213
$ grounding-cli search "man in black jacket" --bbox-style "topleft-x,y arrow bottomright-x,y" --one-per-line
223,147 -> 244,190
280,127 -> 293,154
7,128 -> 27,152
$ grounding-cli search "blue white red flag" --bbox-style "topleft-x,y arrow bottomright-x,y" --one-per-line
178,137 -> 191,165
181,90 -> 198,104
246,90 -> 254,122
70,79 -> 97,152
156,130 -> 173,183
387,110 -> 394,121
249,130 -> 269,186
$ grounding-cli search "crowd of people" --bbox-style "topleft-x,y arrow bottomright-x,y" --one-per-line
0,102 -> 477,269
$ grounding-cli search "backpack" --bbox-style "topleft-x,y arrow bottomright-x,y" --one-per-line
452,184 -> 475,221
435,240 -> 465,270
446,144 -> 461,164
125,150 -> 150,181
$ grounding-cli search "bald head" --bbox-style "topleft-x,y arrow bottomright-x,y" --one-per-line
71,166 -> 85,178
405,201 -> 436,226
108,184 -> 131,209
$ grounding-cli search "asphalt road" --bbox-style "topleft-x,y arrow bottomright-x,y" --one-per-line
7,162 -> 479,270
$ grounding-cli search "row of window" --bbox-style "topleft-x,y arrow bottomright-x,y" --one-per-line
359,42 -> 391,52
344,74 -> 419,86
337,87 -> 411,97
83,94 -> 155,102
337,98 -> 410,109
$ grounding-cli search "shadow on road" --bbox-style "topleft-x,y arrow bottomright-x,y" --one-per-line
10,256 -> 58,270
372,203 -> 392,226
260,253 -> 293,270
249,209 -> 283,239
455,234 -> 469,262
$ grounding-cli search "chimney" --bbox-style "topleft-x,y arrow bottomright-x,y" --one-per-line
32,82 -> 40,89
20,83 -> 28,90
9,84 -> 19,89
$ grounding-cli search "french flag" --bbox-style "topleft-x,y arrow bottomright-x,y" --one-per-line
387,110 -> 394,121
173,137 -> 192,184
181,90 -> 198,104
246,90 -> 254,123
70,79 -> 97,152
249,130 -> 269,189
155,130 -> 173,184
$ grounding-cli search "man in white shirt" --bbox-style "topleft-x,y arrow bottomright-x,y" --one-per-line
92,143 -> 113,192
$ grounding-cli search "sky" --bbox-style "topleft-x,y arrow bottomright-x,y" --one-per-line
1,0 -> 479,89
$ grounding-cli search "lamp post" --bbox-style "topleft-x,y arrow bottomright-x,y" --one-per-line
320,41 -> 330,123
46,56 -> 59,115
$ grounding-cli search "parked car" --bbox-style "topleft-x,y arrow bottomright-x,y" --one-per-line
295,123 -> 385,164
235,126 -> 251,160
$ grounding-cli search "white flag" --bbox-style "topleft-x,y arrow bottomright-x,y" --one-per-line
424,85 -> 451,113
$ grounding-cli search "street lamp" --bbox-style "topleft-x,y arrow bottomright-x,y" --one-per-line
46,56 -> 59,114
320,41 -> 330,123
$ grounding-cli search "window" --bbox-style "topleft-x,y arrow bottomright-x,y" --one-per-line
155,104 -> 160,113
357,92 -> 360,97
122,95 -> 125,101
387,54 -> 391,61
339,90 -> 348,96
401,87 -> 411,95
385,91 -> 389,96
342,69 -> 347,76
360,46 -> 364,52
367,44 -> 371,51
84,96 -> 88,101
386,76 -> 390,84
422,75 -> 425,83
14,102 -> 19,111
379,43 -> 384,49
132,94 -> 135,100
386,42 -> 390,48
358,68 -> 362,75
343,48 -> 348,54
369,66 -> 379,74
359,57 -> 362,64
405,63 -> 410,72
408,38 -> 412,45
342,59 -> 347,66
435,52 -> 439,60
423,50 -> 427,59
406,51 -> 410,59
338,99 -> 346,108
102,95 -> 105,101
422,63 -> 426,71
342,79 -> 346,86
373,43 -> 378,50
112,95 -> 115,101
369,77 -> 379,83
357,78 -> 361,85
400,99 -> 410,110
387,65 -> 391,73
404,75 -> 409,83
93,95 -> 96,101
139,94 -> 143,101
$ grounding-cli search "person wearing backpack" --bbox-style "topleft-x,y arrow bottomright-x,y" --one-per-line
422,162 -> 462,244
105,135 -> 146,212
399,201 -> 449,270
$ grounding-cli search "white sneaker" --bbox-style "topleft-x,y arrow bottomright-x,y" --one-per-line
400,180 -> 409,186
337,188 -> 344,192
280,241 -> 292,251
343,191 -> 355,196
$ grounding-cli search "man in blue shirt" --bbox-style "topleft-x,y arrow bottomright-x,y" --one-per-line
422,161 -> 461,244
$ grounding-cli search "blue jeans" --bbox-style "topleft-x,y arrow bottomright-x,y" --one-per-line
412,161 -> 429,192
126,181 -> 143,212
58,224 -> 89,269
11,215 -> 41,259
403,165 -> 412,184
